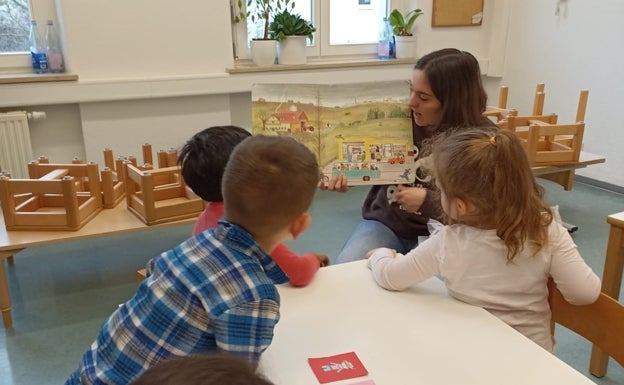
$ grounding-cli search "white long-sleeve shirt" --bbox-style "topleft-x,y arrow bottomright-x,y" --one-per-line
368,220 -> 601,352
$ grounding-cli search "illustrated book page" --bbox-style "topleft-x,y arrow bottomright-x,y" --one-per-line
251,81 -> 414,186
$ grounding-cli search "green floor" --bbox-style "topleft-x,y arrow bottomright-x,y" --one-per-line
1,180 -> 623,385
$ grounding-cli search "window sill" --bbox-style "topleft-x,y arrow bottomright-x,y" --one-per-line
226,57 -> 416,74
0,73 -> 79,85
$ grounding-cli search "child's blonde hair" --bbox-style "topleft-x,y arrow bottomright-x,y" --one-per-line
431,126 -> 553,260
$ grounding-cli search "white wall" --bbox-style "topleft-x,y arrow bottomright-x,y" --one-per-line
29,104 -> 85,163
80,95 -> 232,165
55,0 -> 234,79
500,0 -> 624,187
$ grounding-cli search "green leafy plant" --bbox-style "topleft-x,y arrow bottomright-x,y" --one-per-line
268,10 -> 316,43
233,0 -> 295,40
388,8 -> 424,36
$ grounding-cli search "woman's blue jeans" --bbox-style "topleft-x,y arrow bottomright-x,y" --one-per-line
335,220 -> 419,264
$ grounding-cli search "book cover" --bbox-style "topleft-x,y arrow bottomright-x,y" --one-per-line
251,81 -> 414,186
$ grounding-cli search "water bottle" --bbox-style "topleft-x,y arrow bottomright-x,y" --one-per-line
45,20 -> 65,73
29,20 -> 48,74
378,17 -> 394,60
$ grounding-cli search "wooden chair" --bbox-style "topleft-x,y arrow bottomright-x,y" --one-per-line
124,163 -> 204,225
524,120 -> 585,166
101,144 -> 179,208
0,163 -> 103,231
548,278 -> 624,377
590,212 -> 624,376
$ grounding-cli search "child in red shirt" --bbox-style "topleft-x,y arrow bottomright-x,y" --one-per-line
149,125 -> 328,286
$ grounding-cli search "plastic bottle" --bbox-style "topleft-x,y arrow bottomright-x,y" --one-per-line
45,20 -> 65,73
29,20 -> 48,74
378,17 -> 394,60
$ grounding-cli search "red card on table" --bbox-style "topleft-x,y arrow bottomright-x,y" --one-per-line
307,351 -> 368,384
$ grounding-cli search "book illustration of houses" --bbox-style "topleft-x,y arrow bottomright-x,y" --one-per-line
329,137 -> 414,184
265,106 -> 315,133
251,81 -> 414,186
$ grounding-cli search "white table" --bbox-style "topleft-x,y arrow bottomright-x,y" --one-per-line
260,260 -> 597,385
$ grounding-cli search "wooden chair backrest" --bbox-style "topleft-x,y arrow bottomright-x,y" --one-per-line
525,121 -> 585,166
548,278 -> 624,367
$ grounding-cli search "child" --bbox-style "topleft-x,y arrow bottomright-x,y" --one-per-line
367,126 -> 601,352
129,354 -> 274,385
65,135 -> 320,385
145,125 -> 328,286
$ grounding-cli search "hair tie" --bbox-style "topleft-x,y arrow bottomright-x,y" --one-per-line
489,136 -> 496,146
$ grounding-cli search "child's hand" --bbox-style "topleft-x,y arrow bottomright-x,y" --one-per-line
365,248 -> 397,259
315,254 -> 330,267
318,174 -> 349,192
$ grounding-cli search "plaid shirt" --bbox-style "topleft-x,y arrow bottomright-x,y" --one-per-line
66,220 -> 289,385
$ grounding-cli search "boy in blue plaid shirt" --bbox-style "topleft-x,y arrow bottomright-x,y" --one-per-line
66,135 -> 319,385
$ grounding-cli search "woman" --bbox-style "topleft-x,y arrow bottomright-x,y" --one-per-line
322,48 -> 497,264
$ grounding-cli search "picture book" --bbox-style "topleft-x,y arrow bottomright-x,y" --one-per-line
251,81 -> 414,186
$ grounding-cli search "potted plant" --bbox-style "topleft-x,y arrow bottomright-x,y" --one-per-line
269,10 -> 315,65
388,8 -> 424,59
233,0 -> 295,66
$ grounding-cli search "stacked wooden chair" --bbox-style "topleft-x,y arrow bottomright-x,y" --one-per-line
487,83 -> 589,191
123,146 -> 204,226
1,143 -> 204,231
0,159 -> 103,231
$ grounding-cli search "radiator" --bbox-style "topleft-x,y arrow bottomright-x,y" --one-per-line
0,111 -> 45,179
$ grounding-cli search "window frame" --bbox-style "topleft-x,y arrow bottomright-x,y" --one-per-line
232,0 -> 391,62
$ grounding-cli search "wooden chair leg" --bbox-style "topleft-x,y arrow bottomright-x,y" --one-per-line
589,212 -> 624,377
0,256 -> 12,329
538,170 -> 575,191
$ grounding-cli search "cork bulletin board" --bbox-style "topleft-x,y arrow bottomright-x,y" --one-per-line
432,0 -> 484,27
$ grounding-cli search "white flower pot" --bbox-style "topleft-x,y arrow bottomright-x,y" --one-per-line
394,35 -> 418,59
277,36 -> 307,65
251,39 -> 277,67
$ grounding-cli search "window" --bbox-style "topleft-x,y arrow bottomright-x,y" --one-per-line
0,0 -> 30,53
232,0 -> 389,61
0,0 -> 56,72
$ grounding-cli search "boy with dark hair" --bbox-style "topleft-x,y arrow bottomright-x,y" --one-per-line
146,125 -> 328,286
65,135 -> 320,385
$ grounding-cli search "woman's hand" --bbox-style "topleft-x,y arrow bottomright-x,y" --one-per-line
396,185 -> 427,213
318,174 -> 349,192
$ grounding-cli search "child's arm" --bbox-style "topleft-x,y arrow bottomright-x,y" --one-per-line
214,299 -> 280,362
367,234 -> 441,291
548,222 -> 601,305
271,244 -> 326,287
